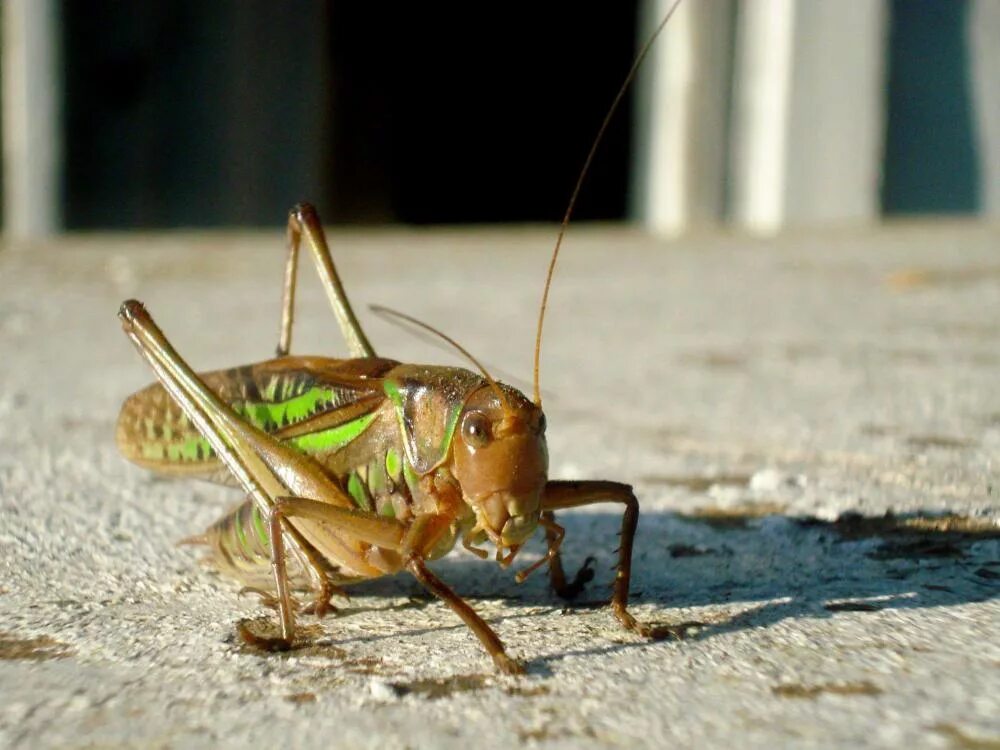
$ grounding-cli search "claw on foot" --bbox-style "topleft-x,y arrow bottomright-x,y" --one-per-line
562,556 -> 597,599
634,621 -> 702,640
613,605 -> 703,640
236,620 -> 293,652
238,587 -> 341,619
238,586 -> 299,612
239,586 -> 345,619
303,584 -> 347,618
492,653 -> 526,676
301,596 -> 335,618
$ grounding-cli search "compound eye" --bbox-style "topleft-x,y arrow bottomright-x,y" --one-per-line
461,410 -> 492,449
538,413 -> 547,434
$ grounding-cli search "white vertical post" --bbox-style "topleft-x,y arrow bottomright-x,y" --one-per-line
729,0 -> 796,234
632,0 -> 735,235
969,0 -> 1000,217
731,0 -> 887,233
784,1 -> 888,225
3,0 -> 62,238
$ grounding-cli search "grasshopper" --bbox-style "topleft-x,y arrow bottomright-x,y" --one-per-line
116,7 -> 683,674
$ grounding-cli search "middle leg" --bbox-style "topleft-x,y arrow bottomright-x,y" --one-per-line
540,510 -> 596,599
543,480 -> 689,639
407,557 -> 524,675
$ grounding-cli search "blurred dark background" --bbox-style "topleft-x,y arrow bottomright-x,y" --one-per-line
881,0 -> 979,214
62,2 -> 638,228
0,0 -> 990,233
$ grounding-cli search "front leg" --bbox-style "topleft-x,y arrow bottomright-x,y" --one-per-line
541,510 -> 596,600
407,557 -> 524,675
542,480 -> 681,639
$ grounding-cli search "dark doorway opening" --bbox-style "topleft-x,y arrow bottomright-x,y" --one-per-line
881,0 -> 980,215
61,2 -> 639,228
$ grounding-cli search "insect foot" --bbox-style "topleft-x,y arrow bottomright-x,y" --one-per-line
493,653 -> 527,676
236,619 -> 294,652
238,586 -> 284,612
613,604 -> 704,640
556,556 -> 597,600
237,587 -> 338,618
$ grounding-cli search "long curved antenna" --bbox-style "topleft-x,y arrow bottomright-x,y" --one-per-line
370,304 -> 513,413
376,311 -> 535,394
532,0 -> 685,407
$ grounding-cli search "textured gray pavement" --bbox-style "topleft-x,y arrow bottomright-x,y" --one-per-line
0,223 -> 998,748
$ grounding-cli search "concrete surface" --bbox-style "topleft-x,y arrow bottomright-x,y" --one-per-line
0,223 -> 998,749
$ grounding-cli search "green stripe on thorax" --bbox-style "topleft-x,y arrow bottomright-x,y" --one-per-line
382,374 -> 466,475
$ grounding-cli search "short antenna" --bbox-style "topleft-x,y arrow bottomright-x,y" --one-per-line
532,0 -> 684,407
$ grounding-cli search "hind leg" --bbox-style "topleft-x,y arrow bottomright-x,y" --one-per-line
276,203 -> 376,358
120,300 -> 395,644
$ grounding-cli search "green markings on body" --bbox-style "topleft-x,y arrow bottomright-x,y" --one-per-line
140,435 -> 213,463
367,459 -> 386,496
382,379 -> 403,408
141,443 -> 165,460
236,386 -> 339,432
234,505 -> 250,552
403,462 -> 420,495
140,388 -> 370,464
291,412 -> 377,453
165,437 -> 213,463
385,448 -> 402,481
251,505 -> 269,546
438,403 -> 463,466
347,472 -> 372,511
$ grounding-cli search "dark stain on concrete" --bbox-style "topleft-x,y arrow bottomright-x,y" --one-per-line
679,351 -> 747,370
869,539 -> 967,560
797,511 -> 998,561
800,511 -> 998,540
824,601 -> 883,612
772,680 -> 882,699
932,723 -> 1000,749
679,502 -> 788,530
906,434 -> 977,450
886,266 -> 1000,291
233,618 -> 346,659
388,673 -> 549,700
0,632 -> 73,661
640,473 -> 751,493
860,423 -> 897,437
668,544 -> 716,558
